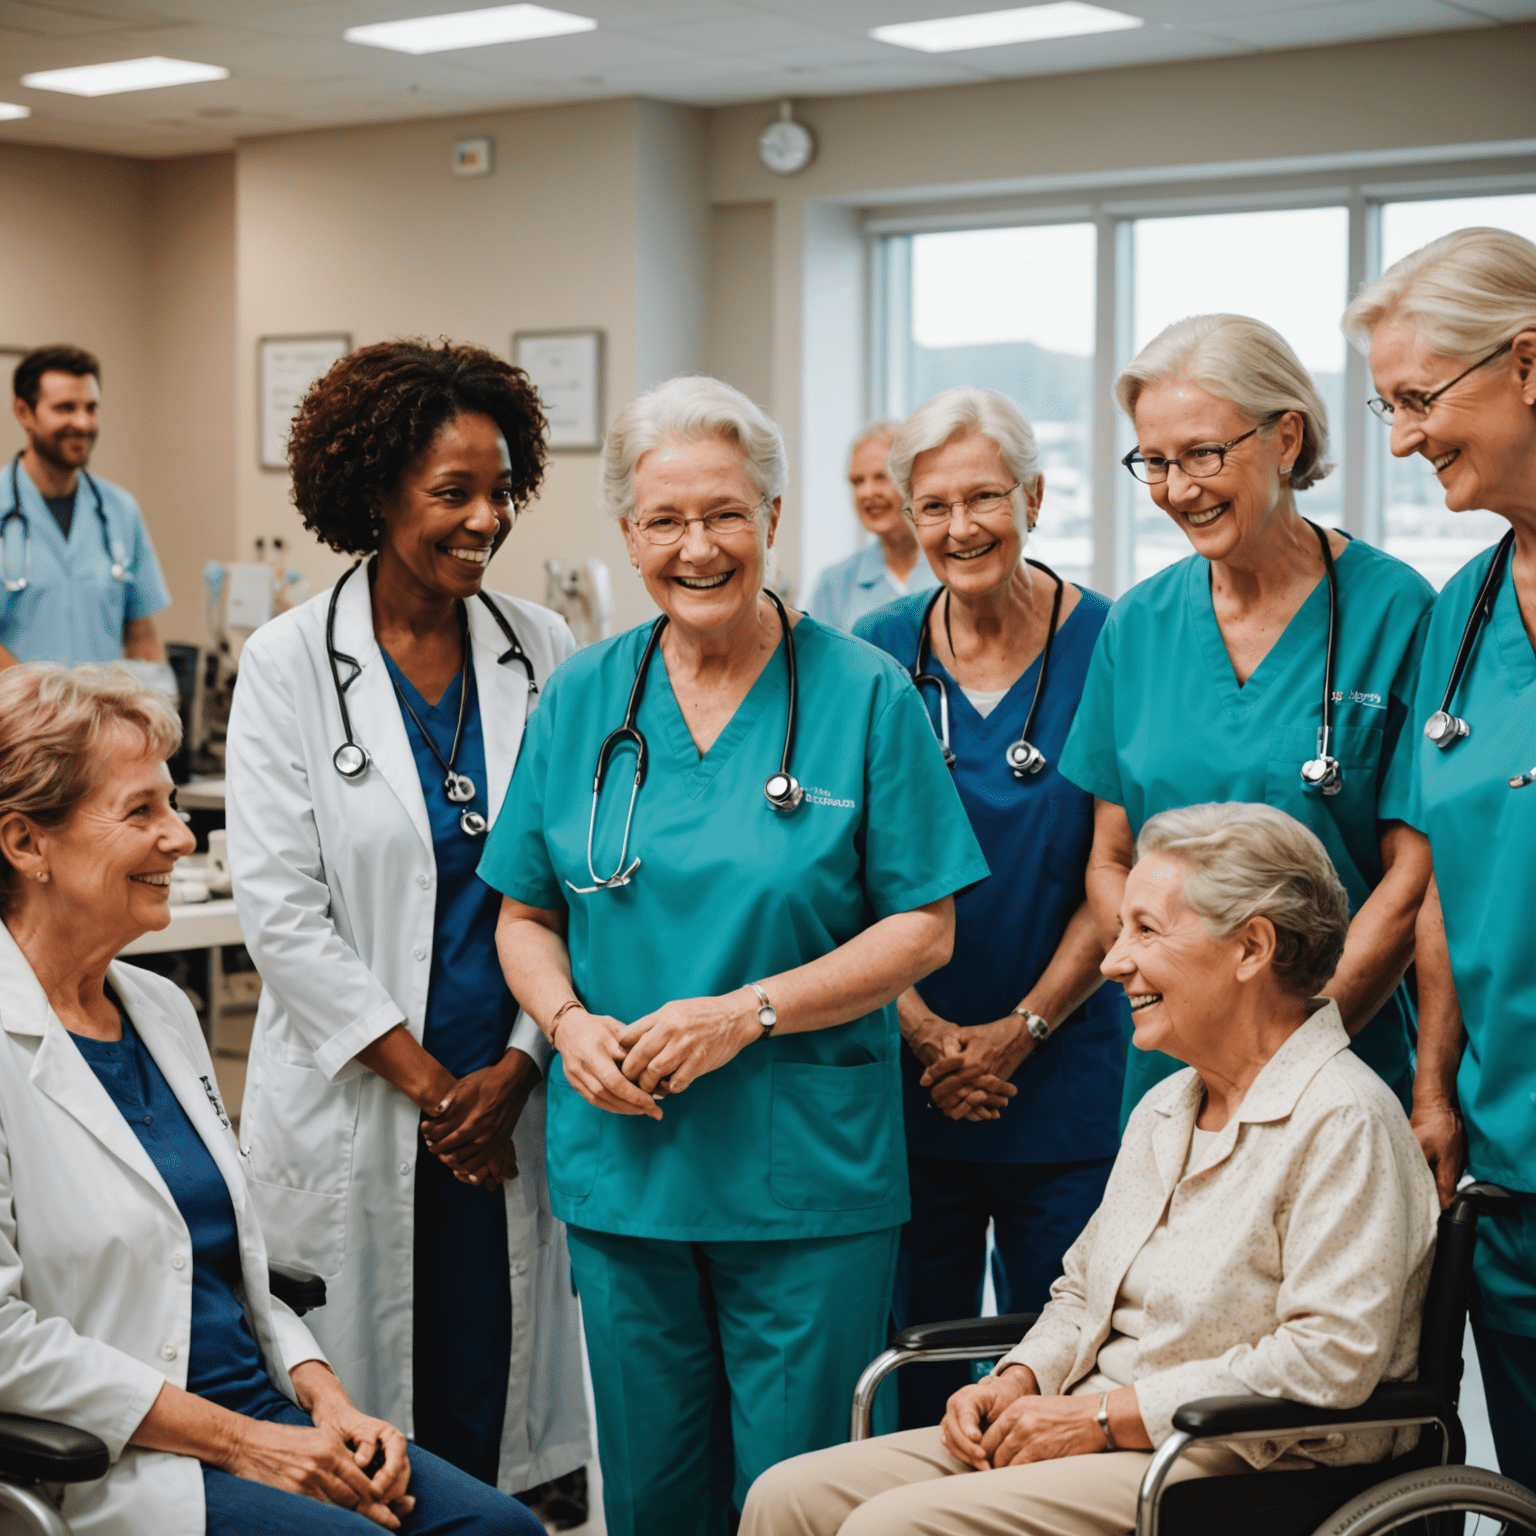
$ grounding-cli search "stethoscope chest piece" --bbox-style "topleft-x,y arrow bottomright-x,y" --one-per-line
764,771 -> 803,813
333,741 -> 369,779
1300,752 -> 1344,796
1005,739 -> 1047,779
1424,710 -> 1470,750
459,809 -> 488,837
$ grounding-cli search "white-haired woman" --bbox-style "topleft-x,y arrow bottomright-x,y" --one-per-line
809,418 -> 938,632
1344,226 -> 1536,1487
1063,314 -> 1434,1127
478,375 -> 988,1536
853,387 -> 1130,1430
742,801 -> 1439,1536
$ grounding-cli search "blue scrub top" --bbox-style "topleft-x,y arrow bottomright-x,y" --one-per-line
1060,537 -> 1434,1111
477,614 -> 990,1242
856,587 -> 1131,1164
808,543 -> 939,634
0,461 -> 170,665
75,1015 -> 290,1420
381,650 -> 515,1078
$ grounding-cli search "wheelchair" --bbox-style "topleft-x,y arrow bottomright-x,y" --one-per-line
0,1270 -> 325,1536
851,1181 -> 1536,1536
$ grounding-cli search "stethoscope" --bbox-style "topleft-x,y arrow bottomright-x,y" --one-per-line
1297,519 -> 1344,797
567,588 -> 801,895
326,559 -> 537,835
911,560 -> 1063,779
1420,529 -> 1536,789
2,452 -> 128,592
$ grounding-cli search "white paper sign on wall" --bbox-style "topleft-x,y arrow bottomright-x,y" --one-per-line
513,329 -> 605,453
453,137 -> 493,176
258,334 -> 351,471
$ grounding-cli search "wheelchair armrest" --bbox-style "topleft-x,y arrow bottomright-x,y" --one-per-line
1171,1381 -> 1445,1440
891,1313 -> 1040,1354
0,1415 -> 109,1484
267,1269 -> 327,1317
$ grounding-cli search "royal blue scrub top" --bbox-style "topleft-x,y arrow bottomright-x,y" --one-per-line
75,1015 -> 290,1420
0,461 -> 170,665
1060,537 -> 1434,1116
477,614 -> 990,1243
856,586 -> 1131,1164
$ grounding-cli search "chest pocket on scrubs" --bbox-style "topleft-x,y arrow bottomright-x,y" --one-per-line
769,1059 -> 902,1211
1042,792 -> 1093,884
1265,723 -> 1385,902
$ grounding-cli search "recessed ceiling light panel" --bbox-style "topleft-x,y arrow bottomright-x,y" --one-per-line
344,4 -> 597,55
0,103 -> 30,121
20,57 -> 230,97
871,3 -> 1143,53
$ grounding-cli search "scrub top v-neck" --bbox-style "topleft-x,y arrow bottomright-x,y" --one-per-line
856,586 -> 1131,1164
1060,537 -> 1434,1113
478,614 -> 989,1243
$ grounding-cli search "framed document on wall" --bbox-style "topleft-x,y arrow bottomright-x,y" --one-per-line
513,329 -> 604,453
258,333 -> 351,471
1,347 -> 29,461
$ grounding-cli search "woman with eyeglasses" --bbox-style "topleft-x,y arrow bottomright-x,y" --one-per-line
853,388 -> 1130,1431
477,376 -> 987,1536
1062,313 -> 1434,1127
1344,226 -> 1536,1487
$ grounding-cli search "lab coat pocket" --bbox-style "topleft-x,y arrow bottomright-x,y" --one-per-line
769,1059 -> 901,1211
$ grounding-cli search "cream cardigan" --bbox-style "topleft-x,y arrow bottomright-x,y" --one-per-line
999,1001 -> 1439,1469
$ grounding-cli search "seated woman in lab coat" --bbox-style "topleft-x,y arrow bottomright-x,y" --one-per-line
0,661 -> 540,1536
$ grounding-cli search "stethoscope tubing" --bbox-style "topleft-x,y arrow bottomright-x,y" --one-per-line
3,452 -> 127,593
1299,518 -> 1344,796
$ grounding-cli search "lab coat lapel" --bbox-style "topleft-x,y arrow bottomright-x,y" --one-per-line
469,595 -> 533,826
331,558 -> 433,855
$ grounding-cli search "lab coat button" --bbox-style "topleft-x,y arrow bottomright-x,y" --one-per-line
417,874 -> 431,889
172,1253 -> 186,1270
413,946 -> 427,961
399,1161 -> 410,1176
160,1344 -> 176,1361
511,1261 -> 527,1277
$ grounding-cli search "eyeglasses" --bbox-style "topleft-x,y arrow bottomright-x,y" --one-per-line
908,484 -> 1021,525
1121,423 -> 1271,485
1367,341 -> 1512,425
632,504 -> 762,546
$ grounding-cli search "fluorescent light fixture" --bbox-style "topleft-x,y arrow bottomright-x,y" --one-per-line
20,57 -> 229,96
344,4 -> 596,54
871,2 -> 1142,52
0,103 -> 30,121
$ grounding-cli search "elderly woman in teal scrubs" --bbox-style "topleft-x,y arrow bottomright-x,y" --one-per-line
1345,226 -> 1536,1488
478,376 -> 988,1536
1063,313 -> 1435,1124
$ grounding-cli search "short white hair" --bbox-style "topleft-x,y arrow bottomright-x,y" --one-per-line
1115,314 -> 1333,492
599,375 -> 788,522
850,418 -> 901,458
1137,802 -> 1350,998
1342,226 -> 1536,361
887,387 -> 1040,504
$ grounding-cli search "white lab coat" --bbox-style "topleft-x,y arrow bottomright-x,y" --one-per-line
225,561 -> 590,1492
0,923 -> 325,1536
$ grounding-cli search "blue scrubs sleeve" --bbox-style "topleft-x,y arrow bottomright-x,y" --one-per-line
121,492 -> 171,622
479,677 -> 565,911
1057,613 -> 1124,805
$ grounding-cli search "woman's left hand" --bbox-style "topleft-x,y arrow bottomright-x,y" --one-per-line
618,991 -> 762,1097
978,1392 -> 1102,1468
921,1017 -> 1034,1120
421,1048 -> 538,1172
291,1362 -> 414,1518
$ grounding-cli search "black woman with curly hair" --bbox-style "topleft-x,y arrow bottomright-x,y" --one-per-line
225,340 -> 591,1510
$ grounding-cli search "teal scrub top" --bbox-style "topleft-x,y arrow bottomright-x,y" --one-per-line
1059,537 -> 1434,1112
477,614 -> 990,1242
0,461 -> 170,665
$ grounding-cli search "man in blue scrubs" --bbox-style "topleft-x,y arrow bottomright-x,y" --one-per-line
3,346 -> 170,668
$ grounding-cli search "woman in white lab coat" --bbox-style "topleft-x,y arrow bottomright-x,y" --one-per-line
0,661 -> 540,1535
226,342 -> 589,1495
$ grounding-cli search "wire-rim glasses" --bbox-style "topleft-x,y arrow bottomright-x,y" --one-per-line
632,502 -> 763,546
908,484 -> 1021,525
1367,341 -> 1512,425
1121,424 -> 1267,485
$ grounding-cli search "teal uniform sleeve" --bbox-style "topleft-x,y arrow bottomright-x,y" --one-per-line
477,679 -> 565,911
121,493 -> 171,621
859,676 -> 990,919
1375,601 -> 1432,826
1057,610 -> 1124,806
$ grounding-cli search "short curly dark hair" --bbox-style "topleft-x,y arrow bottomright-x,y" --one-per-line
288,339 -> 549,555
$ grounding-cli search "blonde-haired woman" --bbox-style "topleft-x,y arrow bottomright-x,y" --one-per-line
1063,313 -> 1434,1126
1344,225 -> 1536,1486
478,375 -> 988,1536
854,387 -> 1130,1429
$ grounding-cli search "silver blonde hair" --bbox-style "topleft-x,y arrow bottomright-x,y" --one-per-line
1136,801 -> 1349,997
887,387 -> 1040,512
1342,226 -> 1536,360
599,375 -> 788,523
1115,314 -> 1334,492
850,418 -> 902,458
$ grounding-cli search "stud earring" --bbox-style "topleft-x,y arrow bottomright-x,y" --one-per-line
1280,465 -> 1294,476
35,871 -> 48,883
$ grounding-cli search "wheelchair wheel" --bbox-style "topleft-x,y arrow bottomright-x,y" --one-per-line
1312,1465 -> 1536,1536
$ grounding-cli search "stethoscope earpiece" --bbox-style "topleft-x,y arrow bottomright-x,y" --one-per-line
333,741 -> 369,779
764,771 -> 803,813
1424,711 -> 1471,750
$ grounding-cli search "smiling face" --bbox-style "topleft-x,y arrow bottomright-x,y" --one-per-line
1368,319 -> 1536,519
14,370 -> 100,475
375,411 -> 514,601
908,428 -> 1041,597
848,435 -> 903,538
623,434 -> 780,640
1131,380 -> 1303,568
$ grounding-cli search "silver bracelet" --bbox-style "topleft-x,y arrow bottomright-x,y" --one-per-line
1095,1390 -> 1116,1451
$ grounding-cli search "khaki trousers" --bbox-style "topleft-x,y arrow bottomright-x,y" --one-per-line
739,1426 -> 1257,1536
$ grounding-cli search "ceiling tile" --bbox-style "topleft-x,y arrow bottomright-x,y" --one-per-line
1186,0 -> 1486,46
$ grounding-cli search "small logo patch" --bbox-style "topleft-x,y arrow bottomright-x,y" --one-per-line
805,785 -> 856,809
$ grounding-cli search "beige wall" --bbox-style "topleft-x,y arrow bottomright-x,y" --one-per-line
706,201 -> 774,412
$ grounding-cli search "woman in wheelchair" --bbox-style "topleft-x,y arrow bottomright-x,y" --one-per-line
743,801 -> 1440,1536
0,664 -> 539,1536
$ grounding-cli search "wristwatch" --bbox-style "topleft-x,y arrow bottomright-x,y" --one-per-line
1013,1006 -> 1051,1043
747,982 -> 778,1035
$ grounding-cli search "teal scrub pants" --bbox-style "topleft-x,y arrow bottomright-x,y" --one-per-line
567,1224 -> 901,1536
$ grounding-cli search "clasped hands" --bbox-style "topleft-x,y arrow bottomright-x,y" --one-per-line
905,1008 -> 1036,1121
418,1049 -> 539,1191
939,1367 -> 1107,1471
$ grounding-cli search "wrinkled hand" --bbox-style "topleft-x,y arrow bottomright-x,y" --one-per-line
555,1010 -> 662,1119
939,1370 -> 1034,1471
618,992 -> 760,1097
421,1051 -> 538,1183
979,1392 -> 1103,1469
904,1009 -> 964,1071
1411,1099 -> 1465,1211
922,1018 -> 1034,1121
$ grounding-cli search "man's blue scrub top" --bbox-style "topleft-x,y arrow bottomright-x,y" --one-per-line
1059,537 -> 1434,1117
809,542 -> 939,634
477,614 -> 989,1243
0,461 -> 170,665
856,586 -> 1131,1164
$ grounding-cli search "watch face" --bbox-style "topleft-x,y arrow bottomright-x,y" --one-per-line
758,119 -> 815,176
